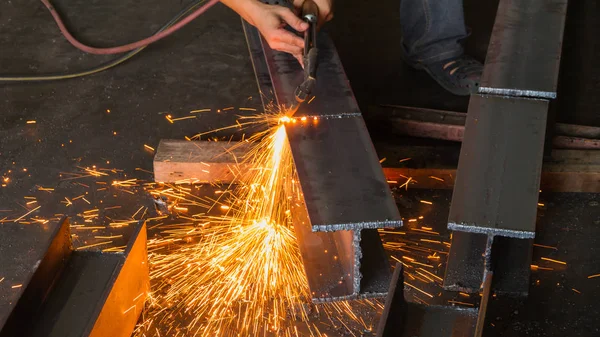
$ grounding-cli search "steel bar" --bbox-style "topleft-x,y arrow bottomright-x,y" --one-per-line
443,232 -> 489,293
369,105 -> 600,149
479,0 -> 568,99
243,18 -> 401,301
375,264 -> 405,337
373,105 -> 600,139
474,272 -> 493,337
448,95 -> 548,238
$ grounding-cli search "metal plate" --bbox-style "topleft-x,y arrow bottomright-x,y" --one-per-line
479,0 -> 568,99
286,116 -> 402,231
448,95 -> 548,238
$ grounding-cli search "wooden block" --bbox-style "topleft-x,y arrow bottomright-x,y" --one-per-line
153,140 -> 251,183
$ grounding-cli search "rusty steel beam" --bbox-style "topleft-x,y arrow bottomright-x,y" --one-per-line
243,16 -> 401,301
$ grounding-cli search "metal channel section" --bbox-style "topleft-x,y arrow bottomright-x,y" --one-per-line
478,0 -> 568,99
376,263 -> 491,337
243,18 -> 401,302
1,218 -> 149,337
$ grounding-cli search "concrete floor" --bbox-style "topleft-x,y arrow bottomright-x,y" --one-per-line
1,0 -> 600,336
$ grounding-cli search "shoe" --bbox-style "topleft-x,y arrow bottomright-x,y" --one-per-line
403,53 -> 483,96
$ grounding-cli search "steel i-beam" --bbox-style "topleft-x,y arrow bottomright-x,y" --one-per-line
242,8 -> 402,301
445,0 -> 567,295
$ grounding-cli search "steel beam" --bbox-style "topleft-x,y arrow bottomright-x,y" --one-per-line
243,18 -> 401,302
444,95 -> 543,294
479,0 -> 568,99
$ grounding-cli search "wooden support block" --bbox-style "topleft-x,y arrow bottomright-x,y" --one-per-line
153,140 -> 251,183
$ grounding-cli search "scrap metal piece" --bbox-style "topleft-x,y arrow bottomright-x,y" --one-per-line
0,219 -> 72,333
448,95 -> 548,239
443,232 -> 489,293
376,263 -> 492,337
1,218 -> 149,337
479,0 -> 568,99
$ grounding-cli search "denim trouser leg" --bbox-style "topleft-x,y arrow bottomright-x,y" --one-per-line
400,0 -> 468,65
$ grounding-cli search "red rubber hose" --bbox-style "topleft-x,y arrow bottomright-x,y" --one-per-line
40,0 -> 220,55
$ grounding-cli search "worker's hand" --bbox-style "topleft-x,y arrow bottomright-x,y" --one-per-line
237,1 -> 308,64
293,0 -> 334,27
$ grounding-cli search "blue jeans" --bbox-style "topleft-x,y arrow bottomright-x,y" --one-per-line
400,0 -> 468,65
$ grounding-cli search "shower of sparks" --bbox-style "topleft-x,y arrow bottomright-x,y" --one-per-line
132,110 -> 382,336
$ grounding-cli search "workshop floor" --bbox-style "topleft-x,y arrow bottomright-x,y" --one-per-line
1,0 -> 600,336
